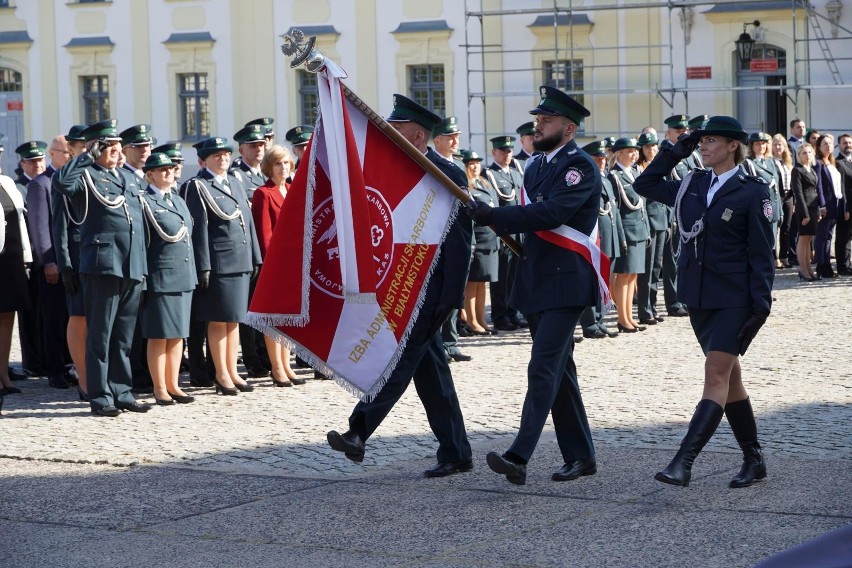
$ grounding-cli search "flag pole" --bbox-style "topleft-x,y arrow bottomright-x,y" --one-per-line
281,29 -> 522,256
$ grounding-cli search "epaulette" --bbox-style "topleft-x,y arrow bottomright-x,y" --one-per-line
738,173 -> 767,184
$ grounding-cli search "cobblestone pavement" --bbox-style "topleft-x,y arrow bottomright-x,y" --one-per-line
2,268 -> 850,477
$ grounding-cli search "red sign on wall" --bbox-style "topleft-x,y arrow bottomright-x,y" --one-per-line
686,66 -> 712,80
6,100 -> 23,112
750,59 -> 779,72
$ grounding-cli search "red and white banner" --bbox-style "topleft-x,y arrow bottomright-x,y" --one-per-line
246,62 -> 459,400
520,179 -> 614,313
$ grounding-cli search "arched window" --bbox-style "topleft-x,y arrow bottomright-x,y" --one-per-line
738,45 -> 787,71
0,68 -> 22,92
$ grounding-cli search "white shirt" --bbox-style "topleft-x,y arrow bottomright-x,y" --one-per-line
205,168 -> 230,194
707,165 -> 740,206
828,163 -> 842,199
545,144 -> 567,163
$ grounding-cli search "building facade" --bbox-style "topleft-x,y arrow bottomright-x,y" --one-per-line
0,0 -> 850,174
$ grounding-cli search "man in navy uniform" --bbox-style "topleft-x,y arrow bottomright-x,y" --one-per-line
467,86 -> 601,485
14,141 -> 48,378
579,140 -> 623,339
27,135 -> 74,389
431,116 -> 472,362
119,124 -> 153,180
245,117 -> 275,148
327,94 -> 474,478
285,125 -> 313,171
53,119 -> 150,416
483,135 -> 526,332
514,122 -> 536,163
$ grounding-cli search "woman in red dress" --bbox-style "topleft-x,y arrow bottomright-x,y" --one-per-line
251,145 -> 304,387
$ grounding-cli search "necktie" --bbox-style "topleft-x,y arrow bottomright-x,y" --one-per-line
110,169 -> 121,181
221,178 -> 231,195
164,192 -> 172,201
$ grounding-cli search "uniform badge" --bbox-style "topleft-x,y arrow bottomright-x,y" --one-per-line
721,208 -> 733,221
565,168 -> 584,186
535,195 -> 544,202
762,199 -> 773,221
567,149 -> 577,155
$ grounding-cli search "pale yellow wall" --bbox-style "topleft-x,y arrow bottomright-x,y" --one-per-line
74,11 -> 106,34
355,0 -> 378,107
229,0 -> 276,127
164,38 -> 216,140
393,29 -> 455,115
402,0 -> 442,19
292,0 -> 330,22
481,0 -> 504,138
37,0 -> 59,137
172,6 -> 206,30
130,0 -> 152,122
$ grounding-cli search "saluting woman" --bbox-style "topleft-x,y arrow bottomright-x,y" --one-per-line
634,116 -> 775,489
608,138 -> 649,333
140,153 -> 196,404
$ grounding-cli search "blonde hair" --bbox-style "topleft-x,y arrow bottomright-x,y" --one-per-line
260,144 -> 295,179
797,143 -> 815,167
771,133 -> 793,168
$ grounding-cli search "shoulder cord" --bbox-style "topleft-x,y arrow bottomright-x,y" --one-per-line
486,169 -> 516,201
512,157 -> 524,175
610,170 -> 643,211
193,178 -> 246,237
140,197 -> 188,243
64,169 -> 132,226
673,171 -> 703,244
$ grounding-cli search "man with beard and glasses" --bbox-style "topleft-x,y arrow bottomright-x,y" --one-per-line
467,86 -> 602,485
834,134 -> 852,274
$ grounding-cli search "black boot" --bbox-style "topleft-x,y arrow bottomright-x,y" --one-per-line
655,399 -> 724,487
725,398 -> 767,488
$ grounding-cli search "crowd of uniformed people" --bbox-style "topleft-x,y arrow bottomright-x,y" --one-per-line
1,106 -> 849,424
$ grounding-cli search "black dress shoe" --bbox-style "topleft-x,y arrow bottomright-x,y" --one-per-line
115,400 -> 152,413
457,325 -> 471,337
91,405 -> 121,417
8,367 -> 27,381
510,316 -> 529,329
449,351 -> 472,362
154,397 -> 175,406
582,329 -> 607,339
552,458 -> 597,481
233,381 -> 255,392
494,320 -> 519,332
189,375 -> 215,388
327,430 -> 365,463
638,318 -> 658,325
601,327 -> 619,338
667,306 -> 689,317
64,367 -> 79,385
168,393 -> 195,404
617,323 -> 638,333
246,365 -> 271,378
290,377 -> 307,386
486,451 -> 526,485
654,315 -> 665,323
48,373 -> 70,389
424,459 -> 474,478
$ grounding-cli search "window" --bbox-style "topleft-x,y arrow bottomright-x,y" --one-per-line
543,60 -> 584,131
408,64 -> 445,117
0,0 -> 10,8
738,45 -> 786,71
81,75 -> 109,123
298,70 -> 318,126
179,73 -> 209,141
0,68 -> 21,92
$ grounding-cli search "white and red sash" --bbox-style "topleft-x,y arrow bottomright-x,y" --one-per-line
520,183 -> 614,313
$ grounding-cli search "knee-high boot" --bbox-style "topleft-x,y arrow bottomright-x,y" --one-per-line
725,398 -> 766,488
655,399 -> 724,487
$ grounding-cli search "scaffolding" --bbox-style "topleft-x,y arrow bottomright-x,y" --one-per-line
462,0 -> 852,148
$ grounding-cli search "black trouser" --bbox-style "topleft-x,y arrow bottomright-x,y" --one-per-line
17,273 -> 44,374
349,307 -> 472,464
779,195 -> 797,263
508,307 -> 594,463
441,309 -> 461,356
36,270 -> 70,375
834,212 -> 850,271
187,300 -> 214,380
489,245 -> 518,324
82,274 -> 141,410
238,278 -> 268,369
638,229 -> 666,321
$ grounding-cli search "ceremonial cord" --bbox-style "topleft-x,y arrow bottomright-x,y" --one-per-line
140,196 -> 188,243
486,169 -> 516,201
674,171 -> 703,245
610,170 -> 644,211
193,178 -> 246,238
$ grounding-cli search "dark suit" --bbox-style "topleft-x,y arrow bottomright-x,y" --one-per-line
50,179 -> 84,316
53,154 -> 147,410
122,164 -> 151,389
659,140 -> 690,313
231,161 -> 265,202
488,140 -> 600,464
14,172 -> 43,374
633,148 -> 775,314
484,162 -> 523,324
638,175 -> 669,321
27,166 -> 70,376
792,165 -> 821,236
814,162 -> 843,269
835,156 -> 852,271
347,147 -> 473,464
